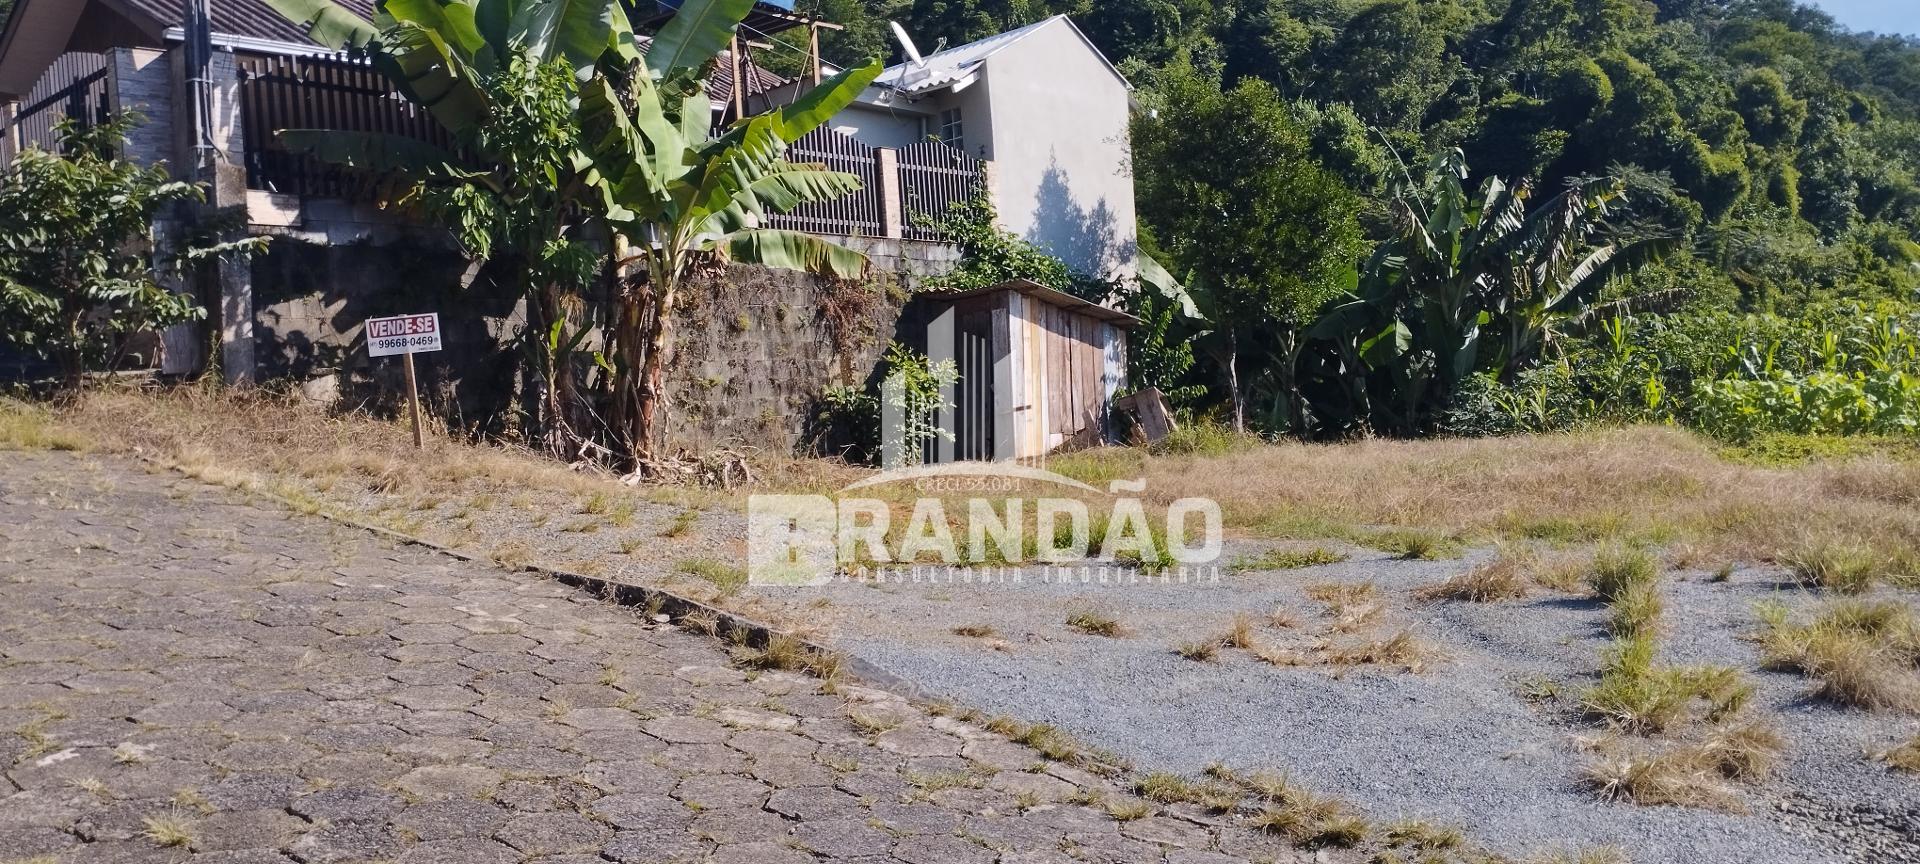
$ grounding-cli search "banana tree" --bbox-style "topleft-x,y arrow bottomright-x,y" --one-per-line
265,0 -> 642,454
575,0 -> 880,464
1311,149 -> 1675,433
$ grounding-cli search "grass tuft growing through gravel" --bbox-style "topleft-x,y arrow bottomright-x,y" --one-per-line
1877,735 -> 1920,772
676,558 -> 747,594
1417,545 -> 1533,602
1582,634 -> 1751,734
1234,547 -> 1350,571
1066,609 -> 1125,637
1757,598 -> 1920,712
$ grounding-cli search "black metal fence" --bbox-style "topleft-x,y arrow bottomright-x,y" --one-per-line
236,53 -> 454,199
897,140 -> 984,242
228,56 -> 981,242
764,126 -> 885,236
2,53 -> 110,165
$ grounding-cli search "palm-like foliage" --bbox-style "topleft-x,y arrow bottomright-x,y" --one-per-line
1313,149 -> 1677,433
573,3 -> 879,459
265,0 -> 880,462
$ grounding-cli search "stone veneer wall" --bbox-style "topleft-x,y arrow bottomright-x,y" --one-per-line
247,197 -> 960,452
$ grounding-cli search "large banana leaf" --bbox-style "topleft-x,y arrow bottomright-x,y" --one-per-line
772,60 -> 882,142
721,229 -> 867,279
1546,236 -> 1682,313
731,165 -> 864,213
377,25 -> 488,138
1138,254 -> 1202,320
645,0 -> 756,76
687,166 -> 863,239
513,0 -> 637,77
278,130 -> 463,174
258,0 -> 379,49
578,77 -> 684,209
381,0 -> 487,59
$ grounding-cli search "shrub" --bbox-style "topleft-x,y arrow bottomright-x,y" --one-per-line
0,115 -> 256,387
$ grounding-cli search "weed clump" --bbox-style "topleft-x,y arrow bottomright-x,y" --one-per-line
1418,546 -> 1533,602
1758,599 -> 1920,712
1066,609 -> 1124,637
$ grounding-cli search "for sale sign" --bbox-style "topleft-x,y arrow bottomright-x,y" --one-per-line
366,313 -> 443,358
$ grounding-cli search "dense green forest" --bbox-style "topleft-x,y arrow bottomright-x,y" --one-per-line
782,0 -> 1920,440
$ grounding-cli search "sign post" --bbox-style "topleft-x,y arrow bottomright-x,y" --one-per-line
365,313 -> 443,449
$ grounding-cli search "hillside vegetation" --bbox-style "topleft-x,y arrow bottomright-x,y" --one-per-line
792,0 -> 1920,440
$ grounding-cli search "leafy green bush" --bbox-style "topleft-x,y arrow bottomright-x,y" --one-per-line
1690,371 -> 1920,442
0,115 -> 256,387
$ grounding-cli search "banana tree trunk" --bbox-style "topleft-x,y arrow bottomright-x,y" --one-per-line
632,258 -> 679,467
608,234 -> 649,457
1278,328 -> 1305,437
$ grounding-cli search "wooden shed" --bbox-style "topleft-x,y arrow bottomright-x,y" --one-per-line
920,279 -> 1136,462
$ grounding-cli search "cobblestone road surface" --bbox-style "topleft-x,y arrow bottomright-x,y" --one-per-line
0,452 -> 1305,864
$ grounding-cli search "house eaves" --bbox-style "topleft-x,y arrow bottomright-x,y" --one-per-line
871,15 -> 1132,102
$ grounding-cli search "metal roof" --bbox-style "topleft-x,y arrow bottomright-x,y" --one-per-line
875,15 -> 1130,96
921,278 -> 1140,329
120,0 -> 379,47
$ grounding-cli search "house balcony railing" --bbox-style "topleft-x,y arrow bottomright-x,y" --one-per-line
235,53 -> 983,242
0,52 -> 111,166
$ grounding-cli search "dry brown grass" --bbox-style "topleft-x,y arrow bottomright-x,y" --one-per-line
28,394 -> 1920,573
1236,771 -> 1370,849
1110,425 -> 1920,563
141,813 -> 196,848
1325,630 -> 1430,672
1175,640 -> 1220,662
1306,581 -> 1383,633
1582,721 -> 1774,817
1582,739 -> 1753,812
1220,614 -> 1257,649
1417,545 -> 1533,602
1066,609 -> 1125,637
1876,735 -> 1920,772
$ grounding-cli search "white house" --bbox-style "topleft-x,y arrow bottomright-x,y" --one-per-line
828,16 -> 1139,282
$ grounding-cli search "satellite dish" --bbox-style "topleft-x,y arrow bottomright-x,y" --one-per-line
889,21 -> 926,68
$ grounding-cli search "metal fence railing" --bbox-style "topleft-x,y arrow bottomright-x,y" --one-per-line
897,140 -> 984,242
237,53 -> 454,199
2,53 -> 110,165
764,126 -> 885,237
230,56 -> 983,243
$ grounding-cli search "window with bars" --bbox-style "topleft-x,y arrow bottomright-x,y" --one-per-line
938,108 -> 964,150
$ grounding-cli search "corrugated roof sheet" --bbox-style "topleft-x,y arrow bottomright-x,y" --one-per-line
121,0 -> 379,47
874,15 -> 1058,94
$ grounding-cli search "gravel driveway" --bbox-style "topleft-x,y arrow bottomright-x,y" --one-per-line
781,547 -> 1920,864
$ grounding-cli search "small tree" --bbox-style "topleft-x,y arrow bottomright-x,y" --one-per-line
1132,58 -> 1367,434
0,116 -> 234,389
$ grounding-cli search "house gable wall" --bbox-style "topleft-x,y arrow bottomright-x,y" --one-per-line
977,19 -> 1136,281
